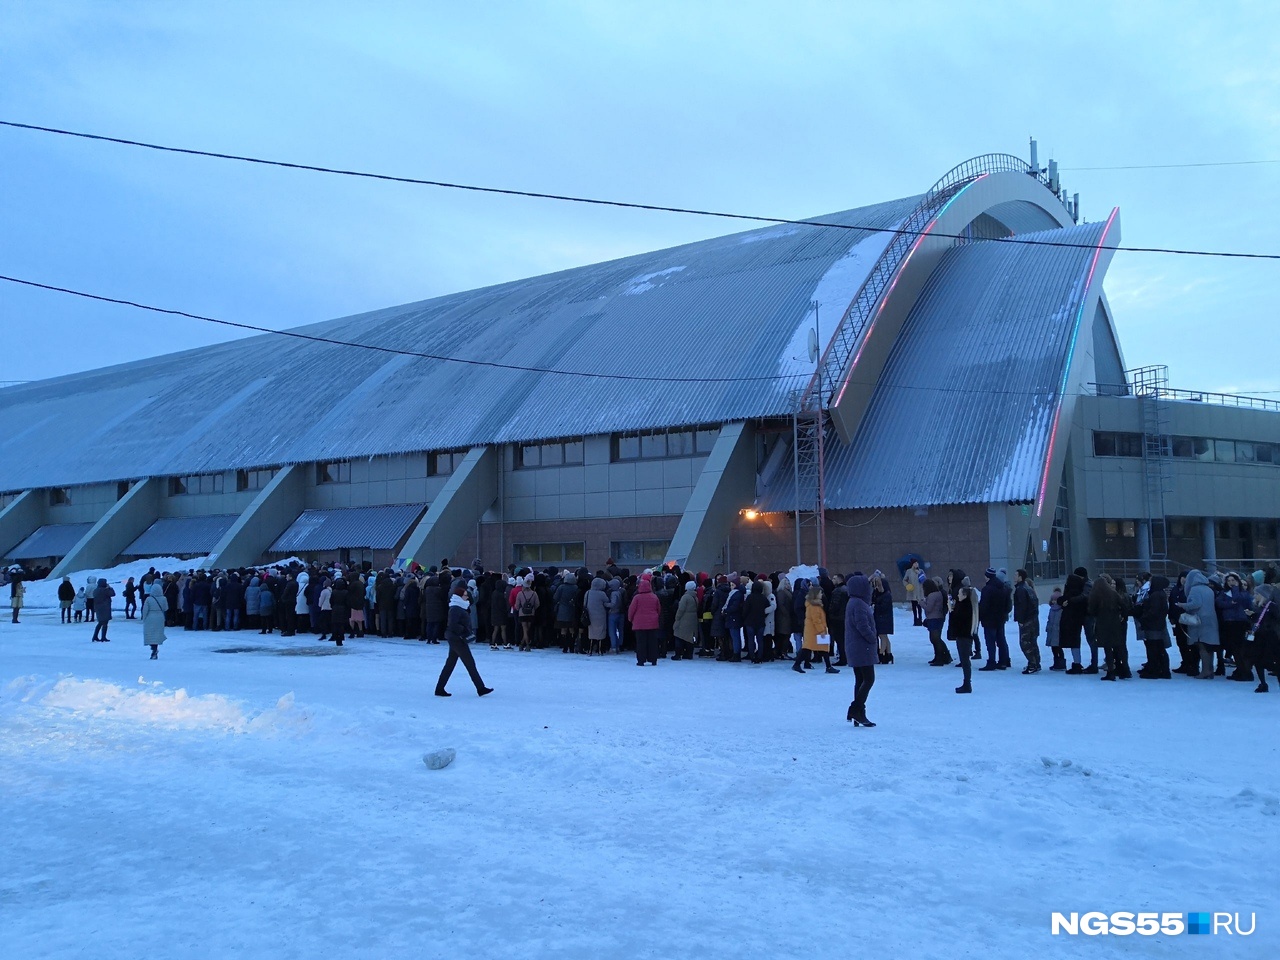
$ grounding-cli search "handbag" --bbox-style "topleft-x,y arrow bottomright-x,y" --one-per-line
814,632 -> 831,650
1178,612 -> 1200,628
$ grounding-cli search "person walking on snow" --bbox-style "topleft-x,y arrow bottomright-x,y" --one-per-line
844,574 -> 878,726
91,578 -> 115,642
142,579 -> 168,659
435,584 -> 492,697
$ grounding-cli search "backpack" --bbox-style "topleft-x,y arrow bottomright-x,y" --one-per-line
519,589 -> 537,617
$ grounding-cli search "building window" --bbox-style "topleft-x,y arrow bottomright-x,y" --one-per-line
236,467 -> 279,492
116,481 -> 132,501
1091,431 -> 1142,458
1102,521 -> 1135,538
316,461 -> 351,484
169,473 -> 225,496
428,449 -> 467,477
610,539 -> 671,565
515,439 -> 584,469
48,487 -> 72,506
513,542 -> 585,564
1213,440 -> 1236,463
611,427 -> 720,461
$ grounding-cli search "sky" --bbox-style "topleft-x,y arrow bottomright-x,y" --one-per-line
1,1 -> 1278,394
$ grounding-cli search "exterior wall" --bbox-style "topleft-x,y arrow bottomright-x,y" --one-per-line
1075,396 -> 1280,521
44,482 -> 120,524
495,438 -> 706,523
305,453 -> 446,510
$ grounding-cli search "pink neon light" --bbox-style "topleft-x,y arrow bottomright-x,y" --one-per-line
1034,207 -> 1120,516
832,175 -> 988,409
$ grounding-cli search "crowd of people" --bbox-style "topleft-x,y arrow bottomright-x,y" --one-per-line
9,553 -> 1279,713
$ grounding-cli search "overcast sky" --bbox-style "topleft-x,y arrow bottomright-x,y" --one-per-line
2,1 -> 1278,395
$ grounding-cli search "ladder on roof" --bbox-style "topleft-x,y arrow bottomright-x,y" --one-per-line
1130,365 -> 1173,561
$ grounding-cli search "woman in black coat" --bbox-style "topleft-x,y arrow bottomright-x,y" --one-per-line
1136,575 -> 1172,679
1058,573 -> 1087,674
871,572 -> 895,664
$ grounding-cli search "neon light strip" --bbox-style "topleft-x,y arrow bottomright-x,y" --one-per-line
1035,206 -> 1120,515
833,174 -> 988,408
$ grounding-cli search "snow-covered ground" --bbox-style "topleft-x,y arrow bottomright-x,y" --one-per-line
3,572 -> 1277,958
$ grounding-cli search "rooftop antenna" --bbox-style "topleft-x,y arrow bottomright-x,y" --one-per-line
1072,192 -> 1081,224
1048,159 -> 1060,196
1029,136 -> 1039,173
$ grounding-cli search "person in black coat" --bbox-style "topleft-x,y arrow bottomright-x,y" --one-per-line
743,579 -> 769,663
1058,573 -> 1088,674
329,575 -> 352,646
826,576 -> 849,666
280,575 -> 299,636
435,584 -> 492,697
871,572 -> 895,665
1135,575 -> 1172,679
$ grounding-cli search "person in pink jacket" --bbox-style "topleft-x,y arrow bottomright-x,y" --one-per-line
628,579 -> 662,666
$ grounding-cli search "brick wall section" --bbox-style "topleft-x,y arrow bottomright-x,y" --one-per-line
734,504 -> 992,580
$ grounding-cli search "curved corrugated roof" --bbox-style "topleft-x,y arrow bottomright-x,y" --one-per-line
0,195 -> 919,491
763,220 -> 1114,510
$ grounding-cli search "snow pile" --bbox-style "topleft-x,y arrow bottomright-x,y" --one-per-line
4,675 -> 310,735
784,564 -> 822,585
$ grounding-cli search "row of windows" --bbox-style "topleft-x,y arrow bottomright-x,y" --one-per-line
1101,519 -> 1280,540
516,439 -> 584,469
514,542 -> 586,564
611,428 -> 719,462
1093,431 -> 1279,465
511,540 -> 673,567
169,473 -> 225,496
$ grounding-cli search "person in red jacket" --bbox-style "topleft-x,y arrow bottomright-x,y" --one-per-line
628,579 -> 662,666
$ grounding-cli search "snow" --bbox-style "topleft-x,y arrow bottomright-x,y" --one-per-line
622,265 -> 685,295
778,230 -> 896,378
3,563 -> 1278,957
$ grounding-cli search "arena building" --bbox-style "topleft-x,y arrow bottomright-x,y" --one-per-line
3,152 -> 1278,581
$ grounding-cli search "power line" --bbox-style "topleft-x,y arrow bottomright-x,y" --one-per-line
4,119 -> 1280,261
4,272 -> 1278,398
1067,158 -> 1280,171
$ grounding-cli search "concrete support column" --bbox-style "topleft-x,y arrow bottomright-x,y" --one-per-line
0,491 -> 43,560
664,422 -> 756,572
398,446 -> 498,566
1202,517 -> 1217,573
50,478 -> 161,578
201,464 -> 306,570
1136,519 -> 1151,567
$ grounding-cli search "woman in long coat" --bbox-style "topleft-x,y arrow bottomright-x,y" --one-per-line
795,585 -> 838,674
673,581 -> 699,660
844,574 -> 878,724
142,579 -> 168,659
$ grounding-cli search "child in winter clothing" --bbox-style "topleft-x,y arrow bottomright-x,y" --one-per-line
73,587 -> 86,622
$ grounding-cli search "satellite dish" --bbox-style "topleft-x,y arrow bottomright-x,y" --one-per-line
807,327 -> 819,362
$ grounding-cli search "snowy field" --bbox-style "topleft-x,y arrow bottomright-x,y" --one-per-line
3,575 -> 1278,958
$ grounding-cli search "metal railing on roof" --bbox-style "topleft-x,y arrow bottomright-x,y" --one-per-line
1088,381 -> 1280,413
801,153 -> 1053,412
